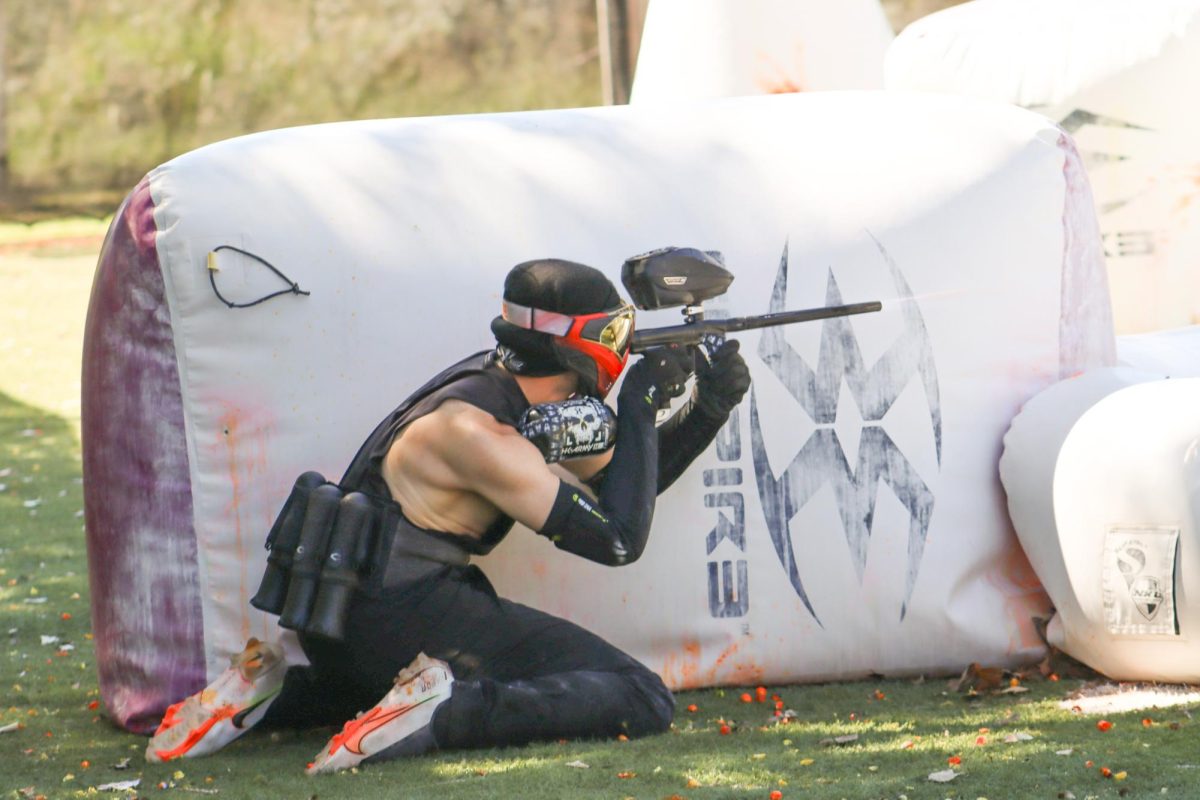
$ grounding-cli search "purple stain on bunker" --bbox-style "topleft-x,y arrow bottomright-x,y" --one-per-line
82,176 -> 205,734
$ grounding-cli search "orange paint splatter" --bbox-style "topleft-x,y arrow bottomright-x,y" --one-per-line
214,404 -> 274,644
985,541 -> 1052,654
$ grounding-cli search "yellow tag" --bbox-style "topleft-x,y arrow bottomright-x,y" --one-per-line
207,252 -> 219,271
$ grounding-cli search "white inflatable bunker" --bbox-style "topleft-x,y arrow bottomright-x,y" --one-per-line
630,0 -> 894,102
1000,370 -> 1200,681
1119,325 -> 1200,378
83,92 -> 1114,733
885,0 -> 1200,334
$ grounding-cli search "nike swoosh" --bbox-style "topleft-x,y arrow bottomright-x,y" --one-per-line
342,695 -> 440,756
231,690 -> 280,729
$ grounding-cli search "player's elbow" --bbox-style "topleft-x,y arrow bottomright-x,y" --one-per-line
608,534 -> 647,567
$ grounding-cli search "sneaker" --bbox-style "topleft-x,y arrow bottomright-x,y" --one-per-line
145,638 -> 286,763
306,653 -> 452,775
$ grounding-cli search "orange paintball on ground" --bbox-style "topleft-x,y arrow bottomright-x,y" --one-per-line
770,791 -> 783,800
719,724 -> 731,735
1097,719 -> 1113,732
756,686 -> 768,702
686,704 -> 698,713
740,692 -> 753,703
948,755 -> 962,766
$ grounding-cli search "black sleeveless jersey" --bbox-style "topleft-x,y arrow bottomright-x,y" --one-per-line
338,350 -> 530,555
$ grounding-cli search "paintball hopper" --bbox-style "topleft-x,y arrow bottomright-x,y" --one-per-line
622,247 -> 733,310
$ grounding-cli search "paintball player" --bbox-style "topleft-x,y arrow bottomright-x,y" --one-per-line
144,256 -> 750,772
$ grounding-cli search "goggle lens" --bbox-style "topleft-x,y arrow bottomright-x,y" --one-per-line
580,306 -> 634,357
500,299 -> 635,397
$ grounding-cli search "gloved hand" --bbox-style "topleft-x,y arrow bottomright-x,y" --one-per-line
619,344 -> 694,412
694,338 -> 750,418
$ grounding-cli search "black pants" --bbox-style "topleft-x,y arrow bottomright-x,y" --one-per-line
263,564 -> 674,750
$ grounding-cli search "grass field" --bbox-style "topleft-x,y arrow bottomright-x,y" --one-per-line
2,223 -> 1197,799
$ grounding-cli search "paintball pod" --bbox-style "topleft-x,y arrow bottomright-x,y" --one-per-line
622,247 -> 882,351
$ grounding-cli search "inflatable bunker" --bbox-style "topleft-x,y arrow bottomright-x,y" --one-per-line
83,91 -> 1114,733
630,0 -> 894,101
886,0 -> 1200,334
1001,369 -> 1200,682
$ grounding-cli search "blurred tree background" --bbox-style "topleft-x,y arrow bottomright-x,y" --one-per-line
0,0 -> 962,216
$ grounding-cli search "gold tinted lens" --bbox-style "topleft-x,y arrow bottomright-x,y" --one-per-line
600,310 -> 633,355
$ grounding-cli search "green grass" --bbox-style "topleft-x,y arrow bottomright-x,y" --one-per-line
2,232 -> 1198,800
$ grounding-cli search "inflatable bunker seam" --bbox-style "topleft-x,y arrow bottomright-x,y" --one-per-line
82,176 -> 204,734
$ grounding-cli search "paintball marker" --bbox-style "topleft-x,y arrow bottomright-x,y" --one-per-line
622,247 -> 881,351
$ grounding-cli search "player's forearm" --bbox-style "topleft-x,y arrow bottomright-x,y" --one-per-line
536,391 -> 658,566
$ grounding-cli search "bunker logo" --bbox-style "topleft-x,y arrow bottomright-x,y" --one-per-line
748,235 -> 941,625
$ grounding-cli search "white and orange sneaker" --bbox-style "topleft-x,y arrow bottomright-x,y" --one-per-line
306,653 -> 452,775
145,638 -> 286,763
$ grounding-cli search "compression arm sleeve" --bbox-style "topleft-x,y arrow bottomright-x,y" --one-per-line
537,394 -> 658,566
655,396 -> 728,494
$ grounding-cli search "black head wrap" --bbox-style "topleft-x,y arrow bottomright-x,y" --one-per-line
491,259 -> 623,394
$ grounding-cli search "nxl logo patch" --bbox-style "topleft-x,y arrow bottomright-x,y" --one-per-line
749,234 -> 941,624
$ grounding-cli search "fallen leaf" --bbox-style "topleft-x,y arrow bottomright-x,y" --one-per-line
685,778 -> 702,788
928,769 -> 959,783
799,758 -> 814,766
0,721 -> 21,734
952,662 -> 1007,692
1003,732 -> 1034,743
112,757 -> 131,769
616,771 -> 636,779
97,779 -> 141,792
818,734 -> 859,747
1114,770 -> 1127,781
997,685 -> 1030,694
1055,748 -> 1074,756
40,635 -> 59,646
565,760 -> 589,769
